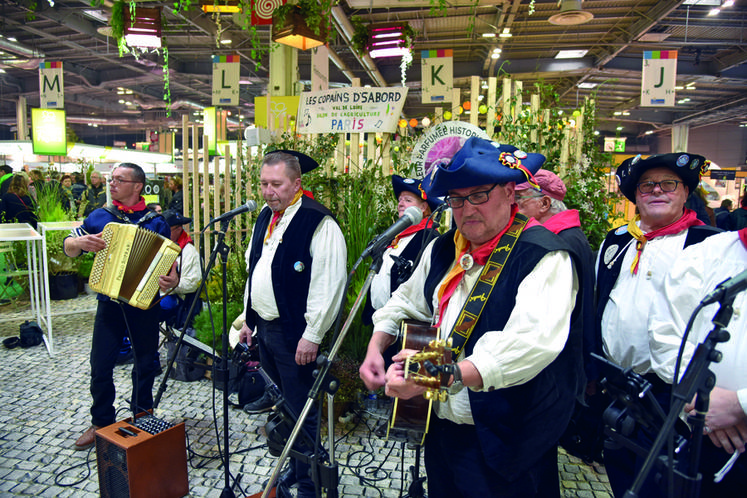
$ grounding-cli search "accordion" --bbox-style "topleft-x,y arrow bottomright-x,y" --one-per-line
89,223 -> 181,309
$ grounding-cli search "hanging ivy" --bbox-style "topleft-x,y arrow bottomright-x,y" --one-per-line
162,45 -> 171,117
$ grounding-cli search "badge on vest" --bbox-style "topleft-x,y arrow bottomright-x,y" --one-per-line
603,244 -> 619,266
615,225 -> 628,235
294,261 -> 305,272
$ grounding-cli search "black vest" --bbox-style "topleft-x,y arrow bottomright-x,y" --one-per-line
245,196 -> 336,336
425,226 -> 583,481
594,224 -> 721,342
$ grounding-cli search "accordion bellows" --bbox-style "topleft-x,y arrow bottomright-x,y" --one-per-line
89,223 -> 181,309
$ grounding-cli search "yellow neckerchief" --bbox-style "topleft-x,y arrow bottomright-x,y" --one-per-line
263,189 -> 303,244
627,215 -> 646,274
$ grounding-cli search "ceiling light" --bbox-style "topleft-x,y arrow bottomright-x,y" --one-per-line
593,130 -> 600,135
555,49 -> 588,59
493,48 -> 502,53
7,37 -> 17,42
367,23 -> 410,58
616,126 -> 624,130
548,0 -> 594,26
638,32 -> 671,42
723,0 -> 735,7
675,86 -> 684,90
491,52 -> 500,59
578,82 -> 597,89
708,7 -> 720,15
124,7 -> 162,49
613,111 -> 622,116
482,33 -> 496,38
220,38 -> 232,45
200,1 -> 241,13
0,69 -> 5,73
645,130 -> 653,135
271,6 -> 327,50
499,28 -> 512,38
622,111 -> 630,116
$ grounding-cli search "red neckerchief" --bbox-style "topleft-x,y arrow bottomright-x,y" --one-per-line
739,227 -> 747,249
543,209 -> 581,235
303,189 -> 314,199
629,208 -> 703,274
436,205 -> 519,327
388,218 -> 430,248
112,197 -> 147,214
176,229 -> 193,249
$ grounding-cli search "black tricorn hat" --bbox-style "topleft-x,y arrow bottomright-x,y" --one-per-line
616,152 -> 709,202
267,149 -> 320,174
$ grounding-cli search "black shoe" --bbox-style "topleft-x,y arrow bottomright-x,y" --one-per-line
243,391 -> 275,414
277,464 -> 296,487
275,481 -> 293,498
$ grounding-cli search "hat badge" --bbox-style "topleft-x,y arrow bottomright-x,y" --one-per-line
499,151 -> 520,167
514,150 -> 528,160
690,158 -> 700,170
404,178 -> 416,184
676,154 -> 690,167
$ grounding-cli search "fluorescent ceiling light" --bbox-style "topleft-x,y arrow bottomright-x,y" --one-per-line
482,33 -> 496,38
490,53 -> 500,59
555,49 -> 588,59
708,7 -> 720,15
499,28 -> 512,38
683,0 -> 719,4
578,82 -> 597,89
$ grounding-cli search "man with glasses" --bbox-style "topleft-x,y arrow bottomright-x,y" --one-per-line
64,163 -> 175,450
595,153 -> 721,496
515,169 -> 601,461
360,137 -> 582,497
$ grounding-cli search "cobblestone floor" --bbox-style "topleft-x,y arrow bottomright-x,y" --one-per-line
0,293 -> 611,497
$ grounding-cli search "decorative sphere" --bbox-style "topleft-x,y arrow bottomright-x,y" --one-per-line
478,104 -> 488,114
444,111 -> 452,120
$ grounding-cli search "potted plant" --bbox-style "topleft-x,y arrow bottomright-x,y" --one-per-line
36,182 -> 81,300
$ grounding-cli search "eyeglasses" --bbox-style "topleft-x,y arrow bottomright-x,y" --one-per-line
109,177 -> 140,186
445,184 -> 499,209
636,180 -> 681,195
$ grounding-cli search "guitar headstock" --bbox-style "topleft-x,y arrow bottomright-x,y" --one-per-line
404,338 -> 454,402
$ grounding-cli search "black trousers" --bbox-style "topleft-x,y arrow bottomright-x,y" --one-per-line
424,415 -> 560,498
256,316 -> 319,496
89,299 -> 160,427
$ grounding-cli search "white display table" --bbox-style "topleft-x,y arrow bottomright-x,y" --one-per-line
0,223 -> 47,353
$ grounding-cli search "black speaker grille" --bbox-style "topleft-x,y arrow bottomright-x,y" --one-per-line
96,436 -> 130,498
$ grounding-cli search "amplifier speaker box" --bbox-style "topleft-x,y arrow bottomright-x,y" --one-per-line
95,418 -> 189,498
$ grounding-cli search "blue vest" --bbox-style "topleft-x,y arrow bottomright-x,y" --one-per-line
424,226 -> 583,481
246,196 -> 336,337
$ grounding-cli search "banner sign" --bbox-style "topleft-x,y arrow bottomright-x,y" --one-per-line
39,61 -> 64,109
411,122 -> 488,178
296,87 -> 408,134
251,0 -> 284,25
710,170 -> 736,181
641,51 -> 677,107
31,108 -> 67,155
604,137 -> 627,152
254,96 -> 300,130
421,50 -> 453,104
212,55 -> 240,106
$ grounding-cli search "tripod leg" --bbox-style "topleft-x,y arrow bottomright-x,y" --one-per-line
404,443 -> 427,498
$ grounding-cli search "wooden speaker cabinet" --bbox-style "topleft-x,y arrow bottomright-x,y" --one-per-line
95,418 -> 189,498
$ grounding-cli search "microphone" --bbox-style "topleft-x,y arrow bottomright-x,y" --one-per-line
209,200 -> 258,224
361,206 -> 423,260
701,268 -> 747,305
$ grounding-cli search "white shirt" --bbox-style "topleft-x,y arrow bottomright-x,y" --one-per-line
248,196 -> 347,345
649,231 -> 747,415
373,237 -> 577,424
598,227 -> 689,374
173,242 -> 201,298
369,232 -> 418,310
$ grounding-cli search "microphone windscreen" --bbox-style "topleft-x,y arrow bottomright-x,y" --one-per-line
404,205 -> 423,224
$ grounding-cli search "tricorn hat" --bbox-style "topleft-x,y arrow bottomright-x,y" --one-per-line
162,209 -> 192,226
391,175 -> 444,212
268,149 -> 320,174
616,152 -> 708,202
422,137 -> 545,198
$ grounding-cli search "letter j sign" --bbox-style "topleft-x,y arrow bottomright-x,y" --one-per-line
641,51 -> 677,107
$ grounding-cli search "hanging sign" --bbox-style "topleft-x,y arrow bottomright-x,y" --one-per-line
411,122 -> 488,178
212,55 -> 240,106
31,108 -> 67,155
296,87 -> 408,134
250,0 -> 284,25
641,51 -> 677,107
421,50 -> 453,104
604,137 -> 627,153
39,61 -> 64,109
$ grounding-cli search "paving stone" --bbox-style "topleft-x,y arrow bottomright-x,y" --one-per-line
0,295 -> 613,497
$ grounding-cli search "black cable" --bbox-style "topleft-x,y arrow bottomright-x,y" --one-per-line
54,445 -> 95,487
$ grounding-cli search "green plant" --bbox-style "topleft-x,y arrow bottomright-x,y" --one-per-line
36,182 -> 80,275
348,17 -> 416,58
330,354 -> 366,405
193,299 -> 244,349
272,0 -> 336,42
77,252 -> 95,279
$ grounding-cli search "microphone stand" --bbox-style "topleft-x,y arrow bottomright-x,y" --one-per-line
623,296 -> 734,498
153,217 -> 238,498
259,243 -> 388,498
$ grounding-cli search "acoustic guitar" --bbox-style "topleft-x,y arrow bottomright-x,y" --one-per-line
386,320 -> 452,445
